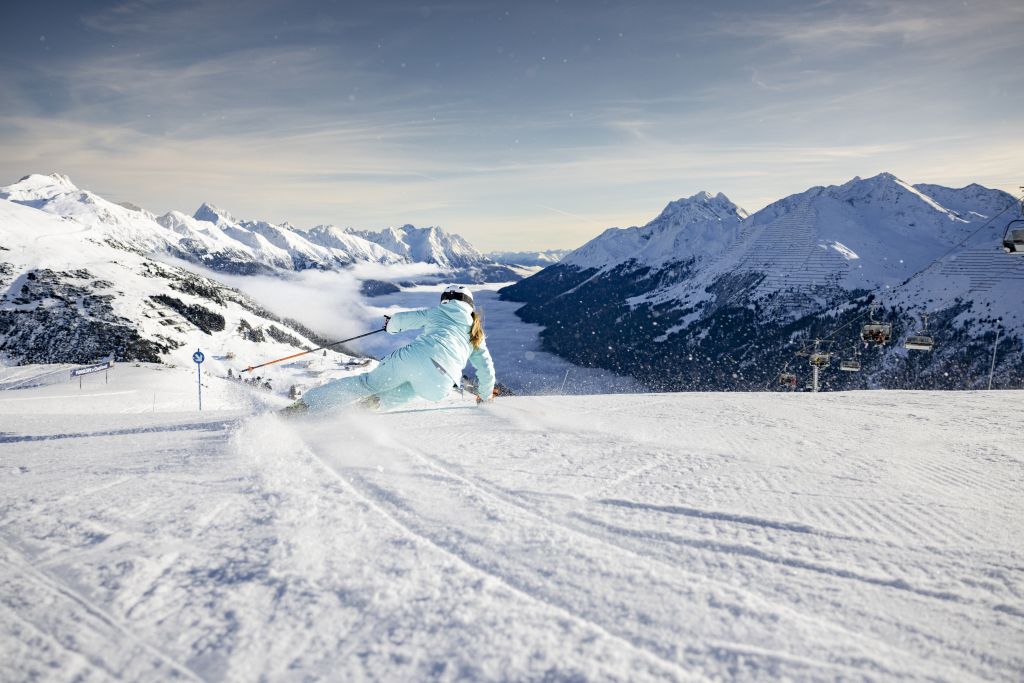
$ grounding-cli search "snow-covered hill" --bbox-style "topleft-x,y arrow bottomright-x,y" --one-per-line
502,173 -> 1024,391
2,377 -> 1021,681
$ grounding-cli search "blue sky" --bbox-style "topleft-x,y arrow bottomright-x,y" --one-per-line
1,0 -> 1021,250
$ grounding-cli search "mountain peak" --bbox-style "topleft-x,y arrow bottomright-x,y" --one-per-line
50,172 -> 77,188
193,202 -> 236,225
841,171 -> 914,192
562,190 -> 747,271
27,172 -> 78,190
835,172 -> 955,216
654,190 -> 746,224
870,171 -> 899,183
5,172 -> 79,194
19,172 -> 77,188
1,173 -> 82,203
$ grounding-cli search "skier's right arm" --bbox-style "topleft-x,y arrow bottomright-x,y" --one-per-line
385,308 -> 430,334
469,342 -> 496,401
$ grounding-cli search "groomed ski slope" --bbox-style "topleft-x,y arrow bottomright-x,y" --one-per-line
1,372 -> 1022,681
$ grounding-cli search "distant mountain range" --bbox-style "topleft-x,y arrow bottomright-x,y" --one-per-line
502,173 -> 1024,390
1,173 -> 518,283
0,173 -> 516,370
486,249 -> 571,268
5,171 -> 1022,391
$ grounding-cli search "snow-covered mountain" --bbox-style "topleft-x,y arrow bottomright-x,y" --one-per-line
487,249 -> 571,268
562,191 -> 748,270
171,202 -> 403,271
304,224 -> 400,263
0,195 -> 359,383
0,174 -> 390,275
0,173 -> 516,282
347,224 -> 518,282
502,173 -> 1024,391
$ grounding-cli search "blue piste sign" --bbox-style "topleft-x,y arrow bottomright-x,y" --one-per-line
193,349 -> 205,410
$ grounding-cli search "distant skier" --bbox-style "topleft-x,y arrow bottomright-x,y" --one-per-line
285,285 -> 496,413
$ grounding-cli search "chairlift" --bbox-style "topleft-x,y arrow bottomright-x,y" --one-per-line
809,351 -> 831,368
779,372 -> 798,388
840,341 -> 862,372
798,339 -> 832,368
1003,218 -> 1024,254
904,313 -> 935,352
905,336 -> 934,351
860,304 -> 892,346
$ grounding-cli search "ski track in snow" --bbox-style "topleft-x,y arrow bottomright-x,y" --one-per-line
1,377 -> 1022,681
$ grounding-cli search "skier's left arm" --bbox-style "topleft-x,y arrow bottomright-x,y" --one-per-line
385,308 -> 429,334
469,340 -> 496,401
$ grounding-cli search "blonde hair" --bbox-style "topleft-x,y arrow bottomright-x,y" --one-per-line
470,311 -> 485,349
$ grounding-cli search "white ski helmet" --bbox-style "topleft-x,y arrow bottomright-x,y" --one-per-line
440,284 -> 474,308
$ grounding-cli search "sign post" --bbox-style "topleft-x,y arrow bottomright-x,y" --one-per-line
192,349 -> 205,411
71,354 -> 115,389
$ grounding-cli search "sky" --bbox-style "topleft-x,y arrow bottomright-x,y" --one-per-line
1,0 -> 1022,251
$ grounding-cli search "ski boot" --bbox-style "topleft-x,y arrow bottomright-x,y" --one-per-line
278,400 -> 310,418
355,395 -> 381,411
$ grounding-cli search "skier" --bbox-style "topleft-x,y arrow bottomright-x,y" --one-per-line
285,285 -> 496,413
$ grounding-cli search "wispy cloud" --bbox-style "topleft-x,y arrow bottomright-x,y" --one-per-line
536,204 -> 605,226
1,0 -> 1022,251
79,0 -> 248,35
716,0 -> 1024,55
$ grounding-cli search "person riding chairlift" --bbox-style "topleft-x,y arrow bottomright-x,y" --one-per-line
285,285 -> 497,413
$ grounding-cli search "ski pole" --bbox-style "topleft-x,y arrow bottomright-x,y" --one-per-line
240,328 -> 386,374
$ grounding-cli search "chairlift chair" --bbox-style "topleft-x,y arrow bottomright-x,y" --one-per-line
779,372 -> 798,388
904,313 -> 935,352
809,352 -> 831,368
840,340 -> 862,372
904,335 -> 934,351
859,304 -> 892,346
860,323 -> 892,345
1003,218 -> 1024,254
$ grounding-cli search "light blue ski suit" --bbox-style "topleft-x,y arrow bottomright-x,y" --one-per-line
301,299 -> 496,412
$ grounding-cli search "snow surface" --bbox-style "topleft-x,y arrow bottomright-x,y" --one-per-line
2,368 -> 1022,681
